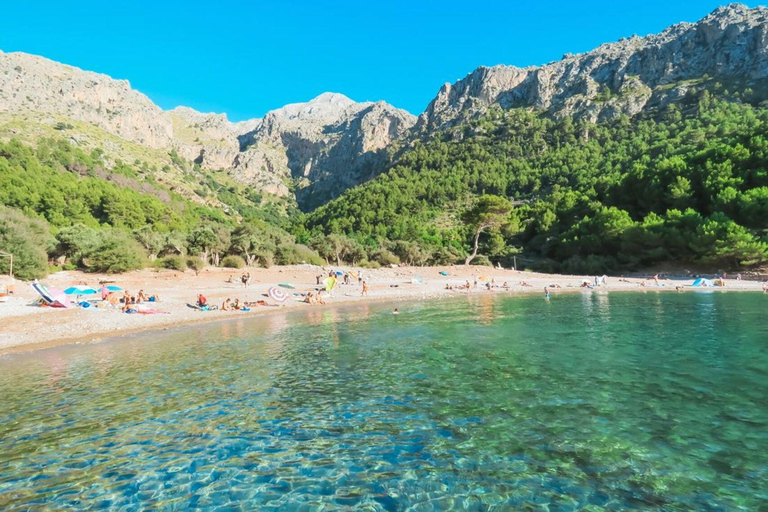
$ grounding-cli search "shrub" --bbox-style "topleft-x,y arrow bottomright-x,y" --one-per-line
256,251 -> 274,268
276,244 -> 325,266
372,248 -> 400,266
0,207 -> 53,280
359,259 -> 381,269
84,231 -> 144,273
186,258 -> 205,273
221,255 -> 246,269
469,255 -> 493,266
160,255 -> 186,271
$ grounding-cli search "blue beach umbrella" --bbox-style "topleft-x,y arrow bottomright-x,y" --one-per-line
64,286 -> 97,295
104,285 -> 122,291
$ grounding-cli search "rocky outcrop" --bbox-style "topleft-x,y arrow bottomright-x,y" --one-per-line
0,51 -> 415,208
238,93 -> 416,209
0,50 -> 174,147
418,3 -> 768,130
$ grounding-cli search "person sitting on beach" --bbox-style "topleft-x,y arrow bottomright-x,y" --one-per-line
519,281 -> 532,287
197,294 -> 208,308
222,298 -> 232,311
233,298 -> 242,310
304,291 -> 314,304
122,301 -> 137,314
316,290 -> 326,305
226,274 -> 234,284
502,282 -> 510,290
137,290 -> 148,303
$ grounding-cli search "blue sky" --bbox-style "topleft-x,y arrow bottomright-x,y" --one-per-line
0,1 -> 758,120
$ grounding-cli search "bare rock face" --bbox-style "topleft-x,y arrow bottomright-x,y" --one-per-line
0,50 -> 174,147
167,106 -> 255,171
0,52 -> 415,207
418,3 -> 768,130
238,93 -> 416,209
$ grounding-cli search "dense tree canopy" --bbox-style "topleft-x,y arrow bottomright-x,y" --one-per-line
2,90 -> 768,277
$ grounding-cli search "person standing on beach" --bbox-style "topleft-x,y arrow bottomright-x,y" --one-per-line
361,281 -> 369,296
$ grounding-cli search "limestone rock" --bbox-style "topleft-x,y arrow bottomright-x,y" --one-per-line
418,3 -> 768,130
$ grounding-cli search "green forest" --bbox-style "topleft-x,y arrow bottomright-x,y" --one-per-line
305,93 -> 768,273
2,91 -> 768,279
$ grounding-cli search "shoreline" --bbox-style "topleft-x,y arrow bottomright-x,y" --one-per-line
1,265 -> 763,356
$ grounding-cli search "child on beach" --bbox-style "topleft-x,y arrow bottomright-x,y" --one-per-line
361,281 -> 369,296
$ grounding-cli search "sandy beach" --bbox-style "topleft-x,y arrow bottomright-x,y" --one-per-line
0,265 -> 764,354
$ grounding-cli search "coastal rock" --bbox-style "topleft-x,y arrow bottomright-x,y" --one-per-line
417,3 -> 768,130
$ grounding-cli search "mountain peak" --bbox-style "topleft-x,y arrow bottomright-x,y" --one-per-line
419,4 -> 768,130
308,92 -> 356,106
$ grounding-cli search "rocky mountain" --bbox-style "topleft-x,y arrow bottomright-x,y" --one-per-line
418,3 -> 768,131
3,3 -> 768,211
0,50 -> 415,208
238,93 -> 416,209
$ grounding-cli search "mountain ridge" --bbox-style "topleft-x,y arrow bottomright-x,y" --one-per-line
2,3 -> 768,210
417,3 -> 768,131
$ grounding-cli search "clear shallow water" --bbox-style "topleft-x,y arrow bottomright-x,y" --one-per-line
1,293 -> 767,511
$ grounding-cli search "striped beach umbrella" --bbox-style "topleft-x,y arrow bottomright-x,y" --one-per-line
268,286 -> 288,303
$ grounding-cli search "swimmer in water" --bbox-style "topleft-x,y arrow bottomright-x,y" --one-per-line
393,308 -> 400,315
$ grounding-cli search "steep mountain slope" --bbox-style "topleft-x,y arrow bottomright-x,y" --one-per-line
0,50 -> 415,209
418,3 -> 768,131
238,93 -> 415,209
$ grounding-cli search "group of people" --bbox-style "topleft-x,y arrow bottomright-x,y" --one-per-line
444,279 -> 517,291
302,290 -> 327,305
196,293 -> 269,311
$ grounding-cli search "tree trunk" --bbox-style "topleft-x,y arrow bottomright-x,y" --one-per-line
464,226 -> 485,265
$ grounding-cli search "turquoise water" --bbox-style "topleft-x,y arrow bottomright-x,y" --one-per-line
1,292 -> 767,511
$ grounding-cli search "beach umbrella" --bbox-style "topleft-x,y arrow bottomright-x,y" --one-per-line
278,282 -> 296,289
104,285 -> 122,291
323,276 -> 337,292
348,270 -> 359,280
268,286 -> 288,303
334,271 -> 344,277
478,276 -> 490,282
64,286 -> 97,295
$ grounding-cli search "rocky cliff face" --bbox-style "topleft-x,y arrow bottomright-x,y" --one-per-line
0,52 -> 415,208
0,51 -> 175,147
418,3 -> 768,130
238,93 -> 416,209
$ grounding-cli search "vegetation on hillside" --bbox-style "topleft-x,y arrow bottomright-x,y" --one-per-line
0,138 -> 323,278
304,94 -> 768,272
2,89 -> 768,278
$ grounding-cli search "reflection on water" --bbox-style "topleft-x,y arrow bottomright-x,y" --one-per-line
1,293 -> 767,511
